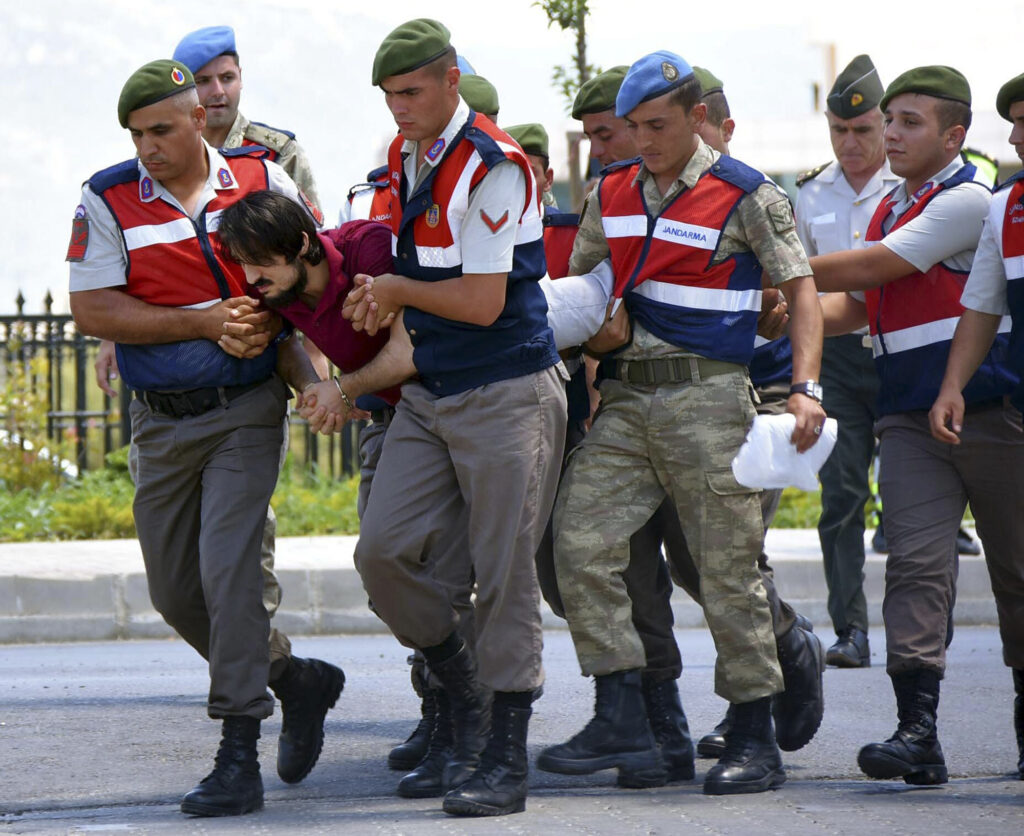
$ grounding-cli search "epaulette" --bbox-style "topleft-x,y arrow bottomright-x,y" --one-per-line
796,162 -> 830,187
600,156 -> 642,175
243,120 -> 296,154
87,159 -> 138,193
366,164 -> 388,183
347,180 -> 388,201
709,155 -> 766,194
543,211 -> 580,227
222,145 -> 271,160
996,170 -> 1024,192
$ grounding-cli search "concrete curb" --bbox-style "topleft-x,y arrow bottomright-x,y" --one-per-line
0,530 -> 997,644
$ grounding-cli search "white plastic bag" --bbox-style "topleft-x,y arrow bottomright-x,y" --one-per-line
731,414 -> 838,491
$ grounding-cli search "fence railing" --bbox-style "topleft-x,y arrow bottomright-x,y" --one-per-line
0,293 -> 363,478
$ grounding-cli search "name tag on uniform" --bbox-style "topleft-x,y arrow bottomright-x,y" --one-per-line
811,212 -> 836,225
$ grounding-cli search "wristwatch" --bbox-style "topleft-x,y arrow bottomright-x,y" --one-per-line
789,380 -> 823,403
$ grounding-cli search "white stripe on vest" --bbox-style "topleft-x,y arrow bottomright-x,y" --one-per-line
123,217 -> 196,251
872,315 -> 1012,356
632,279 -> 762,313
601,214 -> 720,251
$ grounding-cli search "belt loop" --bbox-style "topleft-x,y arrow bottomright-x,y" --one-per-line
217,386 -> 229,408
619,360 -> 630,383
141,391 -> 153,411
688,357 -> 701,384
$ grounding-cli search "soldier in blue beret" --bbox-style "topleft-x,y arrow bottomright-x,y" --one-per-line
537,49 -> 826,797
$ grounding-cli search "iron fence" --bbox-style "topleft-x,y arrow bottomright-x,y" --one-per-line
0,293 -> 363,478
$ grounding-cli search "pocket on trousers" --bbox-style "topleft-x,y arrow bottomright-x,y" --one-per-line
705,467 -> 757,497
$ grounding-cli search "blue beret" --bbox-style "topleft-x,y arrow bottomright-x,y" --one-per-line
173,26 -> 237,75
616,50 -> 695,117
457,55 -> 476,75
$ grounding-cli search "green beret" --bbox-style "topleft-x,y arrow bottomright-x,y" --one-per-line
372,18 -> 451,86
118,59 -> 195,128
505,123 -> 549,158
459,74 -> 499,117
827,54 -> 883,119
996,72 -> 1024,122
880,65 -> 971,112
693,66 -> 724,97
571,66 -> 629,120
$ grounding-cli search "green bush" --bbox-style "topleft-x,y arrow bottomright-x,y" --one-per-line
0,350 -> 71,493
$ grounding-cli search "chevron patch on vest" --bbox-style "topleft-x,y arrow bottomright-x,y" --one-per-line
480,209 -> 509,233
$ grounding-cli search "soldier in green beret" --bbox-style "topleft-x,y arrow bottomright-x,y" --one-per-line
928,71 -> 1024,782
505,123 -> 557,207
352,17 -> 566,818
459,74 -> 500,121
794,54 -> 898,674
68,59 -> 331,817
809,65 -> 1022,786
572,66 -> 634,169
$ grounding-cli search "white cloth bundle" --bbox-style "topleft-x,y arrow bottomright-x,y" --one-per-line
732,413 -> 838,491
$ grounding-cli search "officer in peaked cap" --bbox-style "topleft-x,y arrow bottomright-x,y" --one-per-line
794,54 -> 897,675
537,48 -> 825,796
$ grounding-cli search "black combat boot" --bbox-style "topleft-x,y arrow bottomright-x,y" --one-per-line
697,705 -> 733,759
703,697 -> 785,795
389,660 -> 438,771
443,691 -> 532,816
773,624 -> 825,751
1012,668 -> 1023,780
858,668 -> 947,784
397,691 -> 454,798
423,638 -> 492,792
826,626 -> 871,668
181,716 -> 264,817
641,676 -> 695,782
536,669 -> 667,788
269,656 -> 345,784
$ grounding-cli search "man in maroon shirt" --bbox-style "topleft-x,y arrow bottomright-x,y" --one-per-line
216,189 -> 415,421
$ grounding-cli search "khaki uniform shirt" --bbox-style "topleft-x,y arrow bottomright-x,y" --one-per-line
224,111 -> 321,212
569,138 -> 811,360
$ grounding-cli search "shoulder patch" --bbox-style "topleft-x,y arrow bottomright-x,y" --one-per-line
767,198 -> 796,233
66,215 -> 89,262
244,121 -> 296,153
796,162 -> 830,188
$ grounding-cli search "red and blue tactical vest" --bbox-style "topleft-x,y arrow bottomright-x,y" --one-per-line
998,171 -> 1024,414
598,155 -> 766,365
542,208 -> 579,280
864,163 -> 1014,415
387,111 -> 558,396
88,148 -> 278,391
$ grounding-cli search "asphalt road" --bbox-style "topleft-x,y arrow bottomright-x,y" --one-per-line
0,627 -> 1021,835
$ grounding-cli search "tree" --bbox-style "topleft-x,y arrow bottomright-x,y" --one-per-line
534,0 -> 599,112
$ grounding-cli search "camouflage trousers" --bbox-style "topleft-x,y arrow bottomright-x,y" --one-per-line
554,368 -> 783,703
